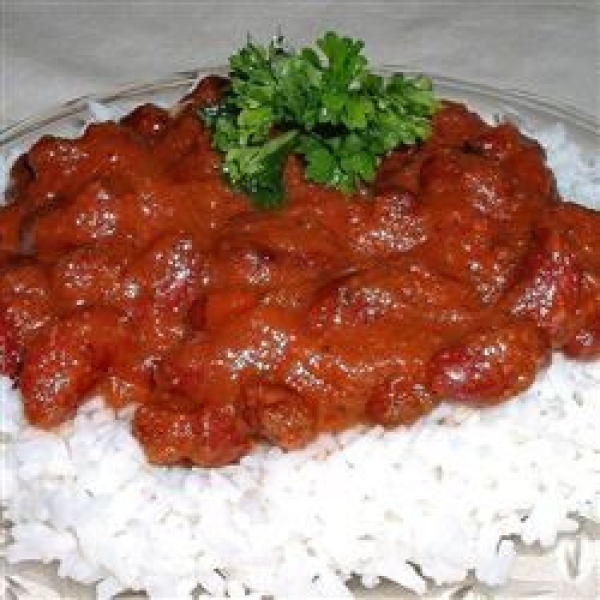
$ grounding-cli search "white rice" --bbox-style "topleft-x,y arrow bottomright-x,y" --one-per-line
0,115 -> 599,599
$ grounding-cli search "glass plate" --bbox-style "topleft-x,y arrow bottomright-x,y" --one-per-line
1,68 -> 598,600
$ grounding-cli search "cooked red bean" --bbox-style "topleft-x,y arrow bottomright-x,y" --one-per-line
132,393 -> 251,467
505,229 -> 582,346
428,320 -> 550,404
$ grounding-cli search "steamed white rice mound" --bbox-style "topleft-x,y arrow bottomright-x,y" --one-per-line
1,122 -> 599,599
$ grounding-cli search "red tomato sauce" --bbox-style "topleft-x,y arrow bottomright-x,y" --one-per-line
1,76 -> 598,466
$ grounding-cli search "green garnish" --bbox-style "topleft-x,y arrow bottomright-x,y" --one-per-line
200,31 -> 439,208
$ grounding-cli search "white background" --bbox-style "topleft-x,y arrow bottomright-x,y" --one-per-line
2,0 -> 599,129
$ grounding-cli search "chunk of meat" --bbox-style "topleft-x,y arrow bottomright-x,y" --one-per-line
550,202 -> 600,272
418,204 -> 531,304
308,261 -> 481,330
563,313 -> 600,360
373,147 -> 426,196
25,176 -> 227,256
503,146 -> 557,198
120,103 -> 170,143
155,334 -> 214,397
22,334 -> 98,428
366,372 -> 435,427
15,123 -> 156,210
158,306 -> 299,401
151,113 -> 214,175
0,202 -> 27,254
346,188 -> 428,257
5,155 -> 34,202
242,381 -> 317,449
199,287 -> 259,330
466,123 -> 556,199
428,320 -> 550,404
465,122 -> 523,161
50,243 -> 128,309
0,259 -> 54,343
22,180 -> 122,256
429,101 -> 487,147
132,392 -> 251,467
181,75 -> 229,109
119,233 -> 205,313
420,150 -> 519,219
92,371 -> 154,410
130,301 -> 189,357
207,210 -> 344,289
21,308 -> 144,427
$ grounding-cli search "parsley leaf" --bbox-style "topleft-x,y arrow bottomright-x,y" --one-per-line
200,31 -> 439,208
223,130 -> 298,208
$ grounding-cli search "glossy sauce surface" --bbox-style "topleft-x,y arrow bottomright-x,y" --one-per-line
1,77 -> 598,466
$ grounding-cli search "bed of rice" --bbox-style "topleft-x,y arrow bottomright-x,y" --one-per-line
0,118 -> 599,599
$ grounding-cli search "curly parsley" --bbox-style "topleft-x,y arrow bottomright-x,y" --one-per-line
200,32 -> 439,208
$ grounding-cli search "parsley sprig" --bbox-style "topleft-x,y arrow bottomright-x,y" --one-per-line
200,32 -> 439,208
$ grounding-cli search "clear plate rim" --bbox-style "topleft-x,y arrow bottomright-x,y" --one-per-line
1,65 -> 598,147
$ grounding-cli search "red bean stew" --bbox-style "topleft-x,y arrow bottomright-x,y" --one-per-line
1,76 -> 598,466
